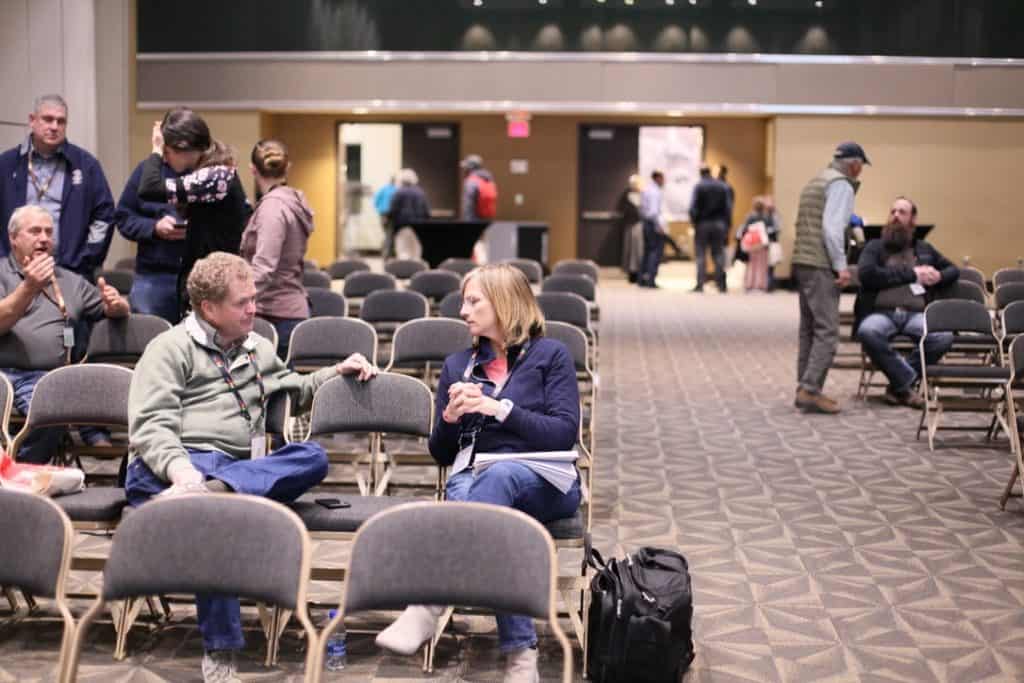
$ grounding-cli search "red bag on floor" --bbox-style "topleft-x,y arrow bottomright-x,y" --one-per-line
0,452 -> 84,497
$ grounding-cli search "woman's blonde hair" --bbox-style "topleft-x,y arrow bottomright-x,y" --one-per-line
463,263 -> 545,347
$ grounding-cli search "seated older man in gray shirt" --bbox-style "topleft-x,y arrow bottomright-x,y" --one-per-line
0,205 -> 129,463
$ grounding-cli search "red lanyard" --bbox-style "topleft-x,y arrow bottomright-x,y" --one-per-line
207,349 -> 267,433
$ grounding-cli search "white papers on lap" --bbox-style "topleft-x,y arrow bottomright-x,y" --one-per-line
473,451 -> 579,494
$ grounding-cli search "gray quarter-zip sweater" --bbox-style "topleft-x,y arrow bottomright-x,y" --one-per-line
128,313 -> 336,481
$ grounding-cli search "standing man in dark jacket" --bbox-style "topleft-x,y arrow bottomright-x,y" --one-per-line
689,164 -> 732,292
0,95 -> 115,281
115,154 -> 186,323
387,168 -> 431,237
855,197 -> 957,407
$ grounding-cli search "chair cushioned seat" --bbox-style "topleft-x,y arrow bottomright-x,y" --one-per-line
545,509 -> 584,540
55,487 -> 128,522
927,365 -> 1012,380
290,494 -> 415,532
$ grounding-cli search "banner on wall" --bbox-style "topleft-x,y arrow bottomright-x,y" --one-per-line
638,126 -> 704,221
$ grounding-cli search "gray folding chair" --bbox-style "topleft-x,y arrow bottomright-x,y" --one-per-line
503,258 -> 544,285
60,494 -> 319,683
302,269 -> 332,289
935,279 -> 987,305
439,291 -> 463,319
326,258 -> 370,280
999,336 -> 1024,509
360,290 -> 430,365
252,316 -> 279,353
307,288 -> 348,318
994,267 -> 1024,289
285,317 -> 377,373
306,373 -> 434,497
83,314 -> 171,367
384,258 -> 428,281
0,489 -> 75,681
917,299 -> 1014,451
959,266 -> 987,293
313,502 -> 572,683
342,271 -> 397,316
438,257 -> 476,278
537,291 -> 598,368
543,273 -> 599,322
96,270 -> 133,296
552,259 -> 599,283
1001,301 -> 1024,354
995,282 -> 1024,311
408,270 -> 462,312
11,364 -> 133,488
545,321 -> 597,461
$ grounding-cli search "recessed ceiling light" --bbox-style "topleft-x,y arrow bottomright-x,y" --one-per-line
473,0 -> 482,5
624,0 -> 634,5
748,0 -> 757,5
689,0 -> 697,4
538,0 -> 547,4
814,0 -> 822,6
666,0 -> 675,5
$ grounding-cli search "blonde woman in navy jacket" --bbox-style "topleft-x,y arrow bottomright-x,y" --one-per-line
376,262 -> 581,682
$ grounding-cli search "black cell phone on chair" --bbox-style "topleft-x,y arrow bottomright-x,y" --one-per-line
315,497 -> 351,510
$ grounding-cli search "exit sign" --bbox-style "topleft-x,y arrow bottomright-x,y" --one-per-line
507,119 -> 530,138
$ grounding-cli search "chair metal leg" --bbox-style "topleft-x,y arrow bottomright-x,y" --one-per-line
3,586 -> 18,612
422,606 -> 455,674
1000,465 -> 1019,510
112,598 -> 144,660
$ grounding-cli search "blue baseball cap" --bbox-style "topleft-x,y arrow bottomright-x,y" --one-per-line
834,142 -> 870,165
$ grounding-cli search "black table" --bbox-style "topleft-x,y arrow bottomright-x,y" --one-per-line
407,220 -> 490,268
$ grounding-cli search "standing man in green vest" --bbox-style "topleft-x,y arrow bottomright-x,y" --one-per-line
791,142 -> 869,414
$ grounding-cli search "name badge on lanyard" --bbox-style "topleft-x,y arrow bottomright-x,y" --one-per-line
62,325 -> 74,349
251,433 -> 267,459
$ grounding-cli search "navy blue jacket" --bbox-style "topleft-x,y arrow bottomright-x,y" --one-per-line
429,336 -> 580,465
689,176 -> 732,227
115,159 -> 185,274
0,140 -> 115,278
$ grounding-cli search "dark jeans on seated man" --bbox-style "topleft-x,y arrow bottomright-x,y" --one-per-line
125,442 -> 328,651
4,368 -> 111,464
857,309 -> 954,394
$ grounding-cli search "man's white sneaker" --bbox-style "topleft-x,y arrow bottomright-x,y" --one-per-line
201,650 -> 241,683
374,604 -> 444,655
504,646 -> 540,683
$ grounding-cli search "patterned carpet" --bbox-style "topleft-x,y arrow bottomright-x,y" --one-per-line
3,263 -> 1024,682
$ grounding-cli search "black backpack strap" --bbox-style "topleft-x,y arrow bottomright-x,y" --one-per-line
587,546 -> 608,571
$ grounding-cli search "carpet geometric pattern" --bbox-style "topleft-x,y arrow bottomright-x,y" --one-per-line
3,270 -> 1024,682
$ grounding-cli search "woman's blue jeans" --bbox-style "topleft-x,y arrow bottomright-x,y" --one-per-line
445,462 -> 581,653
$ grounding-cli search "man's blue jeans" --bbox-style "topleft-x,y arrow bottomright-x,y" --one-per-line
446,462 -> 581,653
856,310 -> 954,394
125,442 -> 328,651
129,271 -> 180,324
2,368 -> 109,464
640,219 -> 664,286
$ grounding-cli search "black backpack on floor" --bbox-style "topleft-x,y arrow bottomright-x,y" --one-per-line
587,546 -> 695,683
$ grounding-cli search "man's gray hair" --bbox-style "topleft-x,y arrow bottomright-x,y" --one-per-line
33,94 -> 68,114
186,252 -> 252,307
397,168 -> 418,186
7,205 -> 53,238
832,156 -> 859,176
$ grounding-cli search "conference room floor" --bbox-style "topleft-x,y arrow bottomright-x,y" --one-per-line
4,262 -> 1024,682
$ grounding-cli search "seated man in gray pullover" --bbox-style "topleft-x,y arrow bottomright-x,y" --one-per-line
125,251 -> 376,683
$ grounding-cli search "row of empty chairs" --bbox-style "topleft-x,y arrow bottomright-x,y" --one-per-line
1,491 -> 573,682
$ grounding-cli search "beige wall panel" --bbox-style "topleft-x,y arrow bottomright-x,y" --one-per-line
777,64 -> 954,107
953,66 -> 1024,109
772,116 -> 1024,278
0,124 -> 26,150
0,0 -> 31,123
604,63 -> 777,104
27,0 -> 64,101
261,114 -> 338,267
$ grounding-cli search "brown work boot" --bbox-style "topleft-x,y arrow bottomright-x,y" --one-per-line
795,388 -> 840,414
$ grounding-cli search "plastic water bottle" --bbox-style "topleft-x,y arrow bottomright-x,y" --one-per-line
324,609 -> 347,671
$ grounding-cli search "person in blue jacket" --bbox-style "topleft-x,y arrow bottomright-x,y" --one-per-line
375,262 -> 581,682
0,94 -> 115,281
114,149 -> 186,323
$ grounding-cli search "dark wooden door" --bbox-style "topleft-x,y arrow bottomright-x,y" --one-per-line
577,125 -> 639,266
402,123 -> 460,218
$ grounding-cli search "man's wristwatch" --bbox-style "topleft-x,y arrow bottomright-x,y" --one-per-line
495,398 -> 514,423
